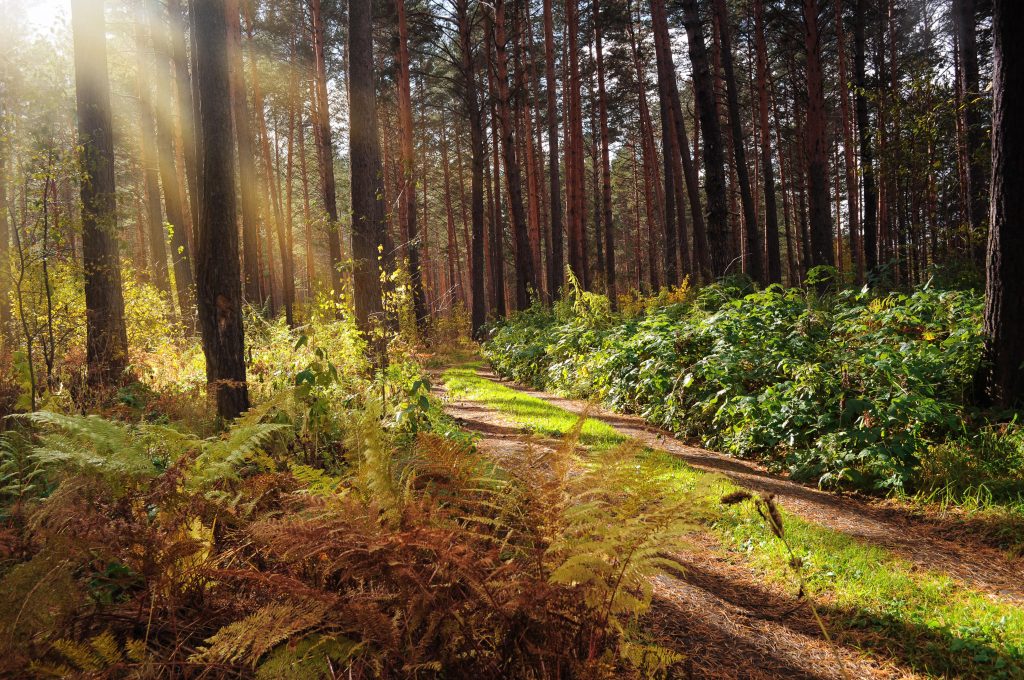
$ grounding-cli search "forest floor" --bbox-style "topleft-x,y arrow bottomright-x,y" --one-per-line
432,357 -> 1024,680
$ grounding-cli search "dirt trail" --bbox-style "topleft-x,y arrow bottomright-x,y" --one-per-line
438,377 -> 906,680
465,367 -> 1024,606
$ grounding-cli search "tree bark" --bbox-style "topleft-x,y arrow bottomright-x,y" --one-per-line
593,0 -> 615,305
953,0 -> 987,264
150,0 -> 196,322
680,0 -> 731,278
754,0 -> 781,283
225,0 -> 264,307
491,0 -> 536,310
854,0 -> 878,274
72,0 -> 130,386
977,0 -> 1024,408
834,0 -> 863,284
311,0 -> 345,301
349,0 -> 386,337
714,0 -> 762,283
395,0 -> 427,328
167,0 -> 198,247
193,0 -> 248,419
486,30 -> 508,317
542,0 -> 564,298
802,0 -> 835,269
134,9 -> 170,296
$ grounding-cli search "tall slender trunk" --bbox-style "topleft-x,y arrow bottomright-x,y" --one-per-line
311,0 -> 345,301
455,0 -> 487,335
593,0 -> 615,305
396,0 -> 427,327
754,0 -> 781,283
542,0 -> 564,297
491,0 -> 536,309
564,0 -> 585,286
486,33 -> 508,317
626,1 -> 661,291
680,0 -> 731,277
72,0 -> 130,386
802,0 -> 834,269
650,0 -> 705,282
349,0 -> 386,335
440,117 -> 462,307
226,0 -> 263,307
0,150 -> 10,343
134,9 -> 170,296
854,0 -> 877,274
167,0 -> 198,247
150,0 -> 195,322
834,0 -> 863,284
953,0 -> 987,264
714,0 -> 762,283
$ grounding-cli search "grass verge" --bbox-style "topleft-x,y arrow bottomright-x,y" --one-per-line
442,363 -> 1024,679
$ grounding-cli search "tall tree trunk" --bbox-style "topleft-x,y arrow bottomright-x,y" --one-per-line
802,0 -> 835,269
440,117 -> 463,307
834,0 -> 863,284
492,0 -> 536,310
298,98 -> 316,297
72,0 -> 130,386
395,0 -> 427,328
754,0 -> 781,283
226,0 -> 263,307
167,0 -> 198,246
311,0 -> 345,300
714,0 -> 762,283
854,0 -> 878,274
0,122 -> 12,342
977,0 -> 1024,408
150,0 -> 196,322
564,0 -> 585,286
593,0 -> 615,305
486,32 -> 508,317
349,0 -> 386,337
953,0 -> 987,264
193,0 -> 248,418
134,9 -> 170,296
680,0 -> 731,277
455,0 -> 487,335
542,0 -> 564,297
245,12 -> 293,326
649,0 -> 705,283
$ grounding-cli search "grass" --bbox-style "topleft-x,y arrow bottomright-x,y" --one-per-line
442,362 -> 1024,679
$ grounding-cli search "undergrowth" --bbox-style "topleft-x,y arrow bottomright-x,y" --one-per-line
0,312 -> 695,678
483,274 -> 1024,504
442,364 -> 1024,678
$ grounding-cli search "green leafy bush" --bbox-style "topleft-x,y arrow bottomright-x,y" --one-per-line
484,282 -> 993,493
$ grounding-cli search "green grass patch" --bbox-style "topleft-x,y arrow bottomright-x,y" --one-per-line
442,363 -> 1024,679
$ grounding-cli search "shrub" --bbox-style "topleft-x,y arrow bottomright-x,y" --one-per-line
484,282 -> 991,494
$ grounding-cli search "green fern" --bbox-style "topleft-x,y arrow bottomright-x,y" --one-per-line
0,431 -> 46,505
29,630 -> 152,677
23,411 -> 288,494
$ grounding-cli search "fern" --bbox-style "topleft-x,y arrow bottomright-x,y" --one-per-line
255,634 -> 361,680
188,422 -> 289,490
195,599 -> 333,667
0,431 -> 46,505
22,410 -> 287,494
29,631 -> 152,677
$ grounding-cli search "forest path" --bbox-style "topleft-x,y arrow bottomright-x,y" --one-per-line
432,361 -> 1024,679
434,366 -> 908,679
456,365 -> 1024,606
